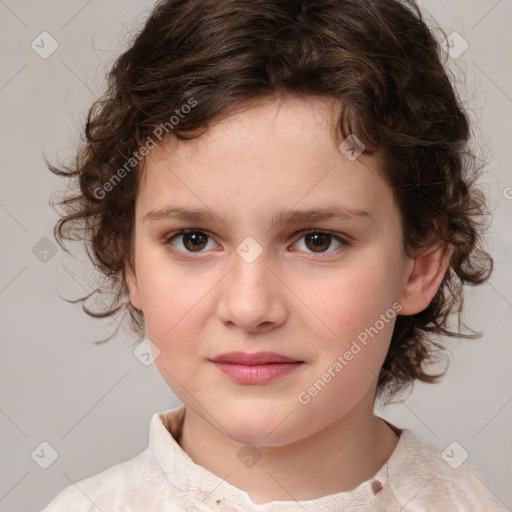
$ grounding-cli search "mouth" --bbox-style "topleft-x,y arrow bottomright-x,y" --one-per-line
209,351 -> 305,385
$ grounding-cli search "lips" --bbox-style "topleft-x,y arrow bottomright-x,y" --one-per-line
210,351 -> 301,365
209,351 -> 304,384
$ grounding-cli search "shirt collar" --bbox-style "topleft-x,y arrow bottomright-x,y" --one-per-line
148,405 -> 412,510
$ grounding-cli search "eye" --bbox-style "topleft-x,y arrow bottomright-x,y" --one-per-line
165,229 -> 217,253
291,230 -> 348,254
165,229 -> 348,256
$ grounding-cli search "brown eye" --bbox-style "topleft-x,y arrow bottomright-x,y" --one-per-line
293,230 -> 346,254
305,232 -> 332,252
167,230 -> 213,253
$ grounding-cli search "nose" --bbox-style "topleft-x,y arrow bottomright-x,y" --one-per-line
216,250 -> 288,334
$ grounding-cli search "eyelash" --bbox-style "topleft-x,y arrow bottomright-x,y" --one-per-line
163,229 -> 350,257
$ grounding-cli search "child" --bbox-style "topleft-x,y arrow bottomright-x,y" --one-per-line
41,0 -> 505,510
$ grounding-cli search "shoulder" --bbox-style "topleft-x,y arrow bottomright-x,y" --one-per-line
40,407 -> 191,512
387,429 -> 505,511
39,449 -> 184,512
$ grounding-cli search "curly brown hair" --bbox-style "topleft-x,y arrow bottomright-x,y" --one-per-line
47,0 -> 493,402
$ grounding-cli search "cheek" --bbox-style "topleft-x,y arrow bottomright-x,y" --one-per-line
136,268 -> 207,371
140,272 -> 209,395
298,257 -> 400,346
136,247 -> 207,331
290,256 -> 400,404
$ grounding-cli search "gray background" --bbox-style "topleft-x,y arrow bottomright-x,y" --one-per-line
0,1 -> 510,511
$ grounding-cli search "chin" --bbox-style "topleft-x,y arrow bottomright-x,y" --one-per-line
217,404 -> 305,447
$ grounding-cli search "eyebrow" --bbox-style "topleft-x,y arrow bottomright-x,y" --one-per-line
143,205 -> 372,230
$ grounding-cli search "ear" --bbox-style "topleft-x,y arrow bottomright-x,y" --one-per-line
398,240 -> 453,316
125,261 -> 143,311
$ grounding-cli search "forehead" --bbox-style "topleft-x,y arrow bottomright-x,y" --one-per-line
136,96 -> 397,229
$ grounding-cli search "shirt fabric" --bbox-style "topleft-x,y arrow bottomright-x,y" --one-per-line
40,405 -> 505,511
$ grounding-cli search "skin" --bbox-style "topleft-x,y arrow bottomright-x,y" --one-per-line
125,94 -> 452,504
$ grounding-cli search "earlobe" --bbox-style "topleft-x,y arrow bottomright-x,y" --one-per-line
398,241 -> 453,316
125,261 -> 143,311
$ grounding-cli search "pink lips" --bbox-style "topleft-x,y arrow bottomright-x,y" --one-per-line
209,351 -> 304,385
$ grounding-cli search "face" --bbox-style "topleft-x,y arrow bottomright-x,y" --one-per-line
126,95 -> 415,446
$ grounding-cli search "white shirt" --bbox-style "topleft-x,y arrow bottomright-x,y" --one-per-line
40,405 -> 505,511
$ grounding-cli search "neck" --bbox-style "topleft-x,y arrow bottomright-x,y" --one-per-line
177,394 -> 399,504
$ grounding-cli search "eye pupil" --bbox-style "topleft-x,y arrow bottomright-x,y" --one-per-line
305,232 -> 331,252
183,231 -> 208,251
